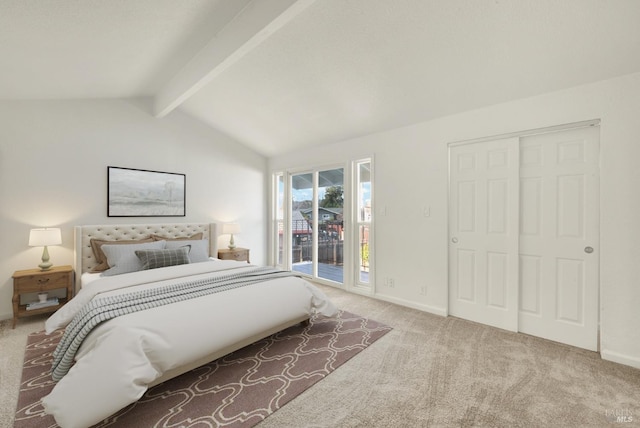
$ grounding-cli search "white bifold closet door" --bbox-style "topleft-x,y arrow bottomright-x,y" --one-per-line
449,126 -> 599,351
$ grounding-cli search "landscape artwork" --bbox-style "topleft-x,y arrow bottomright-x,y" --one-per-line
108,166 -> 185,217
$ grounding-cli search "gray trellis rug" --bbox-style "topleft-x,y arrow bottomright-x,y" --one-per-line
14,311 -> 391,428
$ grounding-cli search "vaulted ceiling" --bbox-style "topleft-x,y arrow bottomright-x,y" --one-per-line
2,0 -> 640,157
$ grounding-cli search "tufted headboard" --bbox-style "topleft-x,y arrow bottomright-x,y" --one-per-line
74,223 -> 219,290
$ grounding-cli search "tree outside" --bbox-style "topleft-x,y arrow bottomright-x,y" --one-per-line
320,186 -> 343,208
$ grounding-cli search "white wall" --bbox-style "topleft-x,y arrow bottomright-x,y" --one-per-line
270,72 -> 640,369
0,98 -> 267,321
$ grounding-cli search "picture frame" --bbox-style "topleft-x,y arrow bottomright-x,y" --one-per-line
107,166 -> 185,217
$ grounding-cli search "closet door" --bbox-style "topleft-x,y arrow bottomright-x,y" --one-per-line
449,138 -> 520,331
518,126 -> 599,351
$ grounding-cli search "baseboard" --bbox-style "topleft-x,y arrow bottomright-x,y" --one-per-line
601,349 -> 640,370
0,311 -> 12,322
373,293 -> 447,318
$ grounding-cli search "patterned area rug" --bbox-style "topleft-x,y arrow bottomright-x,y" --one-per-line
15,311 -> 391,428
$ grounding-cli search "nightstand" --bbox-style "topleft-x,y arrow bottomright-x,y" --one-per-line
218,248 -> 250,263
12,265 -> 74,328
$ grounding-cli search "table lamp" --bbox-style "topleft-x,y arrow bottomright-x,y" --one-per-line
29,228 -> 62,270
222,223 -> 241,249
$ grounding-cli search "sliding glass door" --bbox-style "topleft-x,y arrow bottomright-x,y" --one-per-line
291,171 -> 314,277
273,158 -> 372,290
317,168 -> 344,283
291,168 -> 344,284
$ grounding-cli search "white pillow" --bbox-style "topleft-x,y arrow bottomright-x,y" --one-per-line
101,240 -> 166,276
164,239 -> 209,263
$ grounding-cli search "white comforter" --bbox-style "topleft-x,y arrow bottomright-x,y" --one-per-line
41,260 -> 337,428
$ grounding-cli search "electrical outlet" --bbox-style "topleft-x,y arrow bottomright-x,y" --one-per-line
388,278 -> 395,288
420,286 -> 427,296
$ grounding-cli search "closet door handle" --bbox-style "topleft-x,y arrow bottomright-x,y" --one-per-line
584,246 -> 594,254
451,237 -> 459,244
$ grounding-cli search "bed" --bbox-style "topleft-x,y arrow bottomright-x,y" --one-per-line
40,222 -> 337,428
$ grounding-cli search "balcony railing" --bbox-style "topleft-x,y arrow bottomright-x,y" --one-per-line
290,237 -> 369,284
292,240 -> 343,265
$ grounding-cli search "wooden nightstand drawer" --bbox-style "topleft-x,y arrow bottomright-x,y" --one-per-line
14,271 -> 70,293
218,248 -> 250,263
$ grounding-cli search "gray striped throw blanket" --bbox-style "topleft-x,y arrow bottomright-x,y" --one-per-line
51,266 -> 297,382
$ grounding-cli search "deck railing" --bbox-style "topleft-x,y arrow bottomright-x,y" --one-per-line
292,239 -> 343,265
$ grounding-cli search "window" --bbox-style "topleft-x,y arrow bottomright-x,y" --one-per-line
274,173 -> 285,268
355,160 -> 372,287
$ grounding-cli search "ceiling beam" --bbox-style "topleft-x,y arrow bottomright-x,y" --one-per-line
153,0 -> 316,118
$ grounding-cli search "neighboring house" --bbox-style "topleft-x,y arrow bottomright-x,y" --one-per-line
300,208 -> 343,241
291,210 -> 311,244
289,209 -> 344,264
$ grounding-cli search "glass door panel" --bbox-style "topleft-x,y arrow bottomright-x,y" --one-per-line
291,172 -> 314,277
317,168 -> 344,283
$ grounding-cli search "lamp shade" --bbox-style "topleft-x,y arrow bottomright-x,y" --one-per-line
222,223 -> 241,235
29,228 -> 62,247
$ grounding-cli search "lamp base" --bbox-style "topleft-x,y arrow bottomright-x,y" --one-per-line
228,233 -> 236,249
39,246 -> 53,270
38,262 -> 53,271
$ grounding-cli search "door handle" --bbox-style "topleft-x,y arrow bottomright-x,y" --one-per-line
584,246 -> 594,254
451,237 -> 458,244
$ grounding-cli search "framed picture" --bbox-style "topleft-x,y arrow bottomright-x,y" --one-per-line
107,166 -> 185,217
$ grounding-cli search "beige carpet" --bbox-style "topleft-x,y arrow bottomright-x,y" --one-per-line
2,284 -> 640,427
